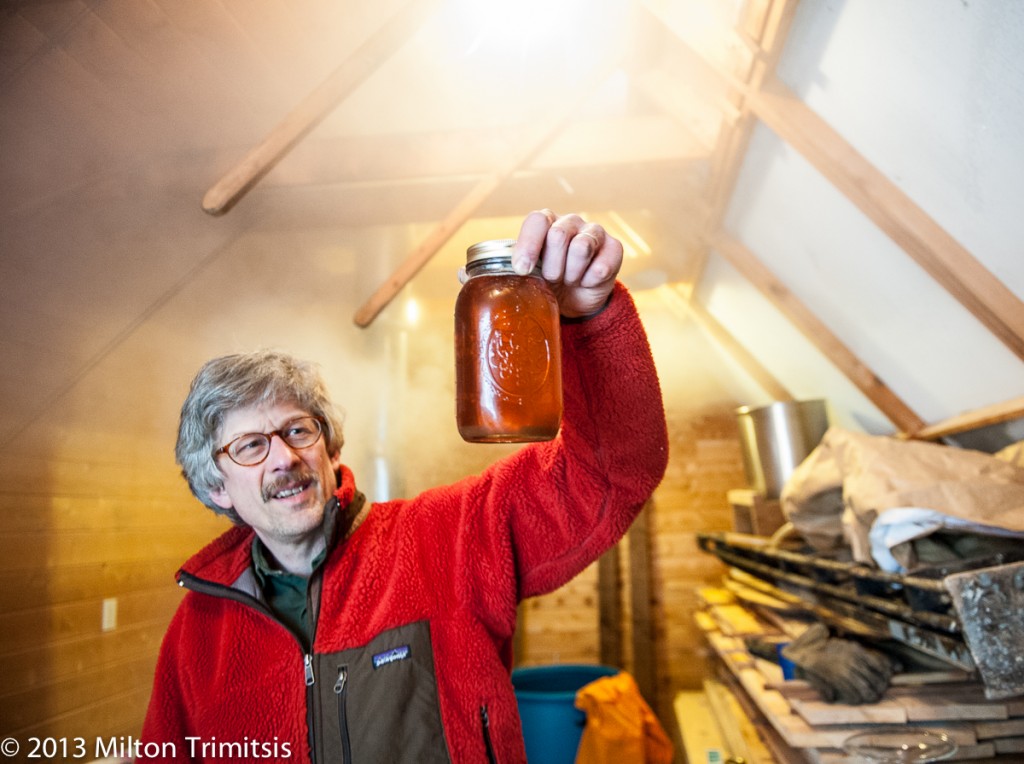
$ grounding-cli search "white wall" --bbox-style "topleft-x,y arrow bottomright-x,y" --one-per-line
703,0 -> 1024,439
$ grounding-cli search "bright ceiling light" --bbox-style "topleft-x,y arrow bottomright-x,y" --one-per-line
445,0 -> 629,78
455,0 -> 590,52
404,297 -> 421,326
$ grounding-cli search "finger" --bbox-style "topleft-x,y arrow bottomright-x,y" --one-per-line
563,225 -> 604,285
541,213 -> 586,283
850,673 -> 884,703
513,209 -> 557,275
852,664 -> 890,694
806,675 -> 836,702
578,232 -> 623,289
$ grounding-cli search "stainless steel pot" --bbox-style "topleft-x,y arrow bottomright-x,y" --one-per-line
736,399 -> 829,498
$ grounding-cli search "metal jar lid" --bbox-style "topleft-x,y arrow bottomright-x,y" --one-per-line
466,238 -> 516,265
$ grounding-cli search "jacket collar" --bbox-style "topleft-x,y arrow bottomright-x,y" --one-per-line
178,464 -> 364,587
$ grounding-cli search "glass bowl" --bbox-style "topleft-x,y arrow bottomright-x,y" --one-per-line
842,728 -> 957,763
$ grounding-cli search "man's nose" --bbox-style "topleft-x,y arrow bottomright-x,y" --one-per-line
265,432 -> 302,468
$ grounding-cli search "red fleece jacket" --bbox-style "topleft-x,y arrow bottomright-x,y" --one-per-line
140,283 -> 668,763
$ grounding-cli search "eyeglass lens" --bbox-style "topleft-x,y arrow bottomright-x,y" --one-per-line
224,417 -> 322,465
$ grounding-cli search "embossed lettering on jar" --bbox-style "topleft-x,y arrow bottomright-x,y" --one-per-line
455,239 -> 562,443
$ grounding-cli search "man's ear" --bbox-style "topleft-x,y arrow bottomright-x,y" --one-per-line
209,485 -> 233,511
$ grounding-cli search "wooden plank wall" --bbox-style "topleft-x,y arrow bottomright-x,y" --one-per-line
0,454 -> 227,762
650,406 -> 745,712
518,563 -> 602,667
515,401 -> 743,728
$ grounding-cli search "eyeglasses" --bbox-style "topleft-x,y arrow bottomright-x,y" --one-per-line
215,416 -> 325,466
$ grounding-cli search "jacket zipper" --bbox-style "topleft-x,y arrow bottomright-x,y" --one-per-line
303,654 -> 318,764
178,569 -> 326,764
334,665 -> 352,764
305,571 -> 325,764
480,704 -> 497,764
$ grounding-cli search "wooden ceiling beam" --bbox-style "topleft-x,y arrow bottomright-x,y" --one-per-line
638,0 -> 800,286
703,0 -> 800,239
352,58 -> 624,328
747,77 -> 1024,364
646,0 -> 1023,431
257,115 -> 709,189
710,232 -> 926,434
659,284 -> 794,402
908,396 -> 1024,442
201,0 -> 441,215
246,159 -> 708,232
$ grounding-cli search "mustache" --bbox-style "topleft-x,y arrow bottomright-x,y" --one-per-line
262,469 -> 318,501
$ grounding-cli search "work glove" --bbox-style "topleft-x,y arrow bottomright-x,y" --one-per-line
744,636 -> 783,664
781,623 -> 898,704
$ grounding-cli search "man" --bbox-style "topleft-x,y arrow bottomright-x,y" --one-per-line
140,210 -> 669,762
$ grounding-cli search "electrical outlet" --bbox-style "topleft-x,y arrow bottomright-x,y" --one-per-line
101,597 -> 118,632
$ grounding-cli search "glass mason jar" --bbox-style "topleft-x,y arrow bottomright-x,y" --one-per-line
455,239 -> 563,443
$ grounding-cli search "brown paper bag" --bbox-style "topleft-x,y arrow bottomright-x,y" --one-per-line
780,428 -> 1024,559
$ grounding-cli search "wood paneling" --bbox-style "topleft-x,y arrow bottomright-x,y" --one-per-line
0,587 -> 183,654
598,543 -> 623,667
3,654 -> 157,734
651,411 -> 743,720
0,530 -> 221,571
517,562 -> 600,667
0,472 -> 227,751
12,685 -> 154,759
0,621 -> 168,693
628,501 -> 658,709
513,402 -> 743,739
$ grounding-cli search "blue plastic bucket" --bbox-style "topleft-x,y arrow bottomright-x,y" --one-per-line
511,664 -> 619,764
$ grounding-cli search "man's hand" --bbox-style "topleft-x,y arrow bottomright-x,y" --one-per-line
512,209 -> 624,319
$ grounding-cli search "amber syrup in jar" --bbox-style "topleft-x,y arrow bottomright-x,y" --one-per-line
455,239 -> 562,443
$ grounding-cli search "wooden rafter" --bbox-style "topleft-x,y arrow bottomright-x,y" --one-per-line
261,116 -> 708,190
711,232 -> 926,434
664,9 -> 1024,364
747,77 -> 1024,363
202,0 -> 441,215
352,174 -> 512,327
648,0 -> 1021,435
352,57 -> 623,328
702,0 -> 800,266
659,284 -> 793,402
909,396 -> 1024,442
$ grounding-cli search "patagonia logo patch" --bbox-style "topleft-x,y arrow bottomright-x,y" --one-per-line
372,645 -> 411,669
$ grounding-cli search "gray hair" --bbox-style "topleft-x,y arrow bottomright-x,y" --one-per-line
175,350 -> 345,521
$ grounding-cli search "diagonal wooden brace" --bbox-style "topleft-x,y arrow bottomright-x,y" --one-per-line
202,0 -> 442,215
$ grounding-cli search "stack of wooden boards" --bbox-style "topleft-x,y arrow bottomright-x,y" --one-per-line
686,585 -> 1024,763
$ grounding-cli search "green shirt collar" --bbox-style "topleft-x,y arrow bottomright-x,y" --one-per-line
250,487 -> 365,584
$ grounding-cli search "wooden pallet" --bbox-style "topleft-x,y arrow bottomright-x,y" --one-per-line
696,587 -> 1024,762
